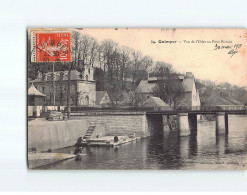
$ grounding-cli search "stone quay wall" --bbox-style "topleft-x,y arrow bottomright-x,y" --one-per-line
28,119 -> 105,152
71,111 -> 150,138
28,111 -> 151,151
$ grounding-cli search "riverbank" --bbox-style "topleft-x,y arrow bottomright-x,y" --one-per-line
28,153 -> 77,169
28,111 -> 150,152
36,115 -> 247,170
28,119 -> 92,152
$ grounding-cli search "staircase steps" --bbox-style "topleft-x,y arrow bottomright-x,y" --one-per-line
83,125 -> 96,140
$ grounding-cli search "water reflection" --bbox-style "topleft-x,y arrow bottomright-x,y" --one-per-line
39,115 -> 247,170
189,134 -> 198,157
216,135 -> 229,156
145,131 -> 199,169
146,131 -> 182,169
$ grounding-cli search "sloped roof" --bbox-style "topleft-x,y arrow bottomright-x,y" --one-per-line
136,80 -> 156,93
209,94 -> 234,105
107,91 -> 131,102
96,91 -> 108,105
143,97 -> 169,107
200,92 -> 240,106
182,78 -> 194,92
28,83 -> 46,97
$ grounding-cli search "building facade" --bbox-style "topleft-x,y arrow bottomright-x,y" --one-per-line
136,72 -> 201,108
180,75 -> 201,107
29,65 -> 96,107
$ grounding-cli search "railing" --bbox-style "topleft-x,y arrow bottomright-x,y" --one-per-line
218,105 -> 245,111
145,105 -> 245,112
65,105 -> 246,113
200,105 -> 245,111
176,106 -> 201,111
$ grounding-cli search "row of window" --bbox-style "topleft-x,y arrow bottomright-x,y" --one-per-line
41,68 -> 92,81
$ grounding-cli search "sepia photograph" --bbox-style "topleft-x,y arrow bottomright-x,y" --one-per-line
27,28 -> 247,170
2,0 -> 247,192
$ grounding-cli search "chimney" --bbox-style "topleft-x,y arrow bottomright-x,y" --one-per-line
178,75 -> 184,81
186,72 -> 194,79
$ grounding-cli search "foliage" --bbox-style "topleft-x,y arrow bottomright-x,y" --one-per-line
28,30 -> 246,108
152,63 -> 184,108
28,31 -> 154,92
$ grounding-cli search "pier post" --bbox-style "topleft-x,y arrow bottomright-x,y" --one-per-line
188,113 -> 197,136
146,114 -> 163,135
162,115 -> 170,132
225,113 -> 229,135
216,112 -> 226,135
177,113 -> 190,136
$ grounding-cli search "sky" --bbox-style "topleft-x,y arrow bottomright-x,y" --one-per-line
79,29 -> 246,87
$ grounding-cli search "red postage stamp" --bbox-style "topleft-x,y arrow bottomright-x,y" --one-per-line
30,30 -> 71,62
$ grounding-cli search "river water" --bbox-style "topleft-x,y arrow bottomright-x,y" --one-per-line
39,115 -> 247,170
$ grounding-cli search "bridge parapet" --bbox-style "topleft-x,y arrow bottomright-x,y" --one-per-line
66,105 -> 246,114
146,105 -> 246,112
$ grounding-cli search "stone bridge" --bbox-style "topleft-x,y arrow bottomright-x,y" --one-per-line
69,105 -> 246,137
146,105 -> 246,136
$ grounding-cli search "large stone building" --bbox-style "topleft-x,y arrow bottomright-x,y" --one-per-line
179,74 -> 201,107
136,72 -> 201,108
29,65 -> 96,107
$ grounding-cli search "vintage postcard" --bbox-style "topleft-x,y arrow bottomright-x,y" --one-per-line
27,28 -> 247,170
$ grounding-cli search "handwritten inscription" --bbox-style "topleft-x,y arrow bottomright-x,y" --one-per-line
214,44 -> 242,58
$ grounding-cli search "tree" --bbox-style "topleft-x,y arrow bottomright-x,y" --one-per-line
153,61 -> 172,79
66,31 -> 83,118
130,51 -> 153,88
65,32 -> 101,117
107,81 -> 122,108
71,31 -> 82,67
94,67 -> 105,91
78,35 -> 99,67
130,50 -> 143,86
119,46 -> 131,89
126,91 -> 143,107
100,39 -> 119,80
88,36 -> 99,66
152,63 -> 184,108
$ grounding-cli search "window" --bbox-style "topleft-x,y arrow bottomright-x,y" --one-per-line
88,68 -> 90,74
85,95 -> 89,105
85,75 -> 88,81
79,72 -> 83,79
30,96 -> 34,106
60,72 -> 64,80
